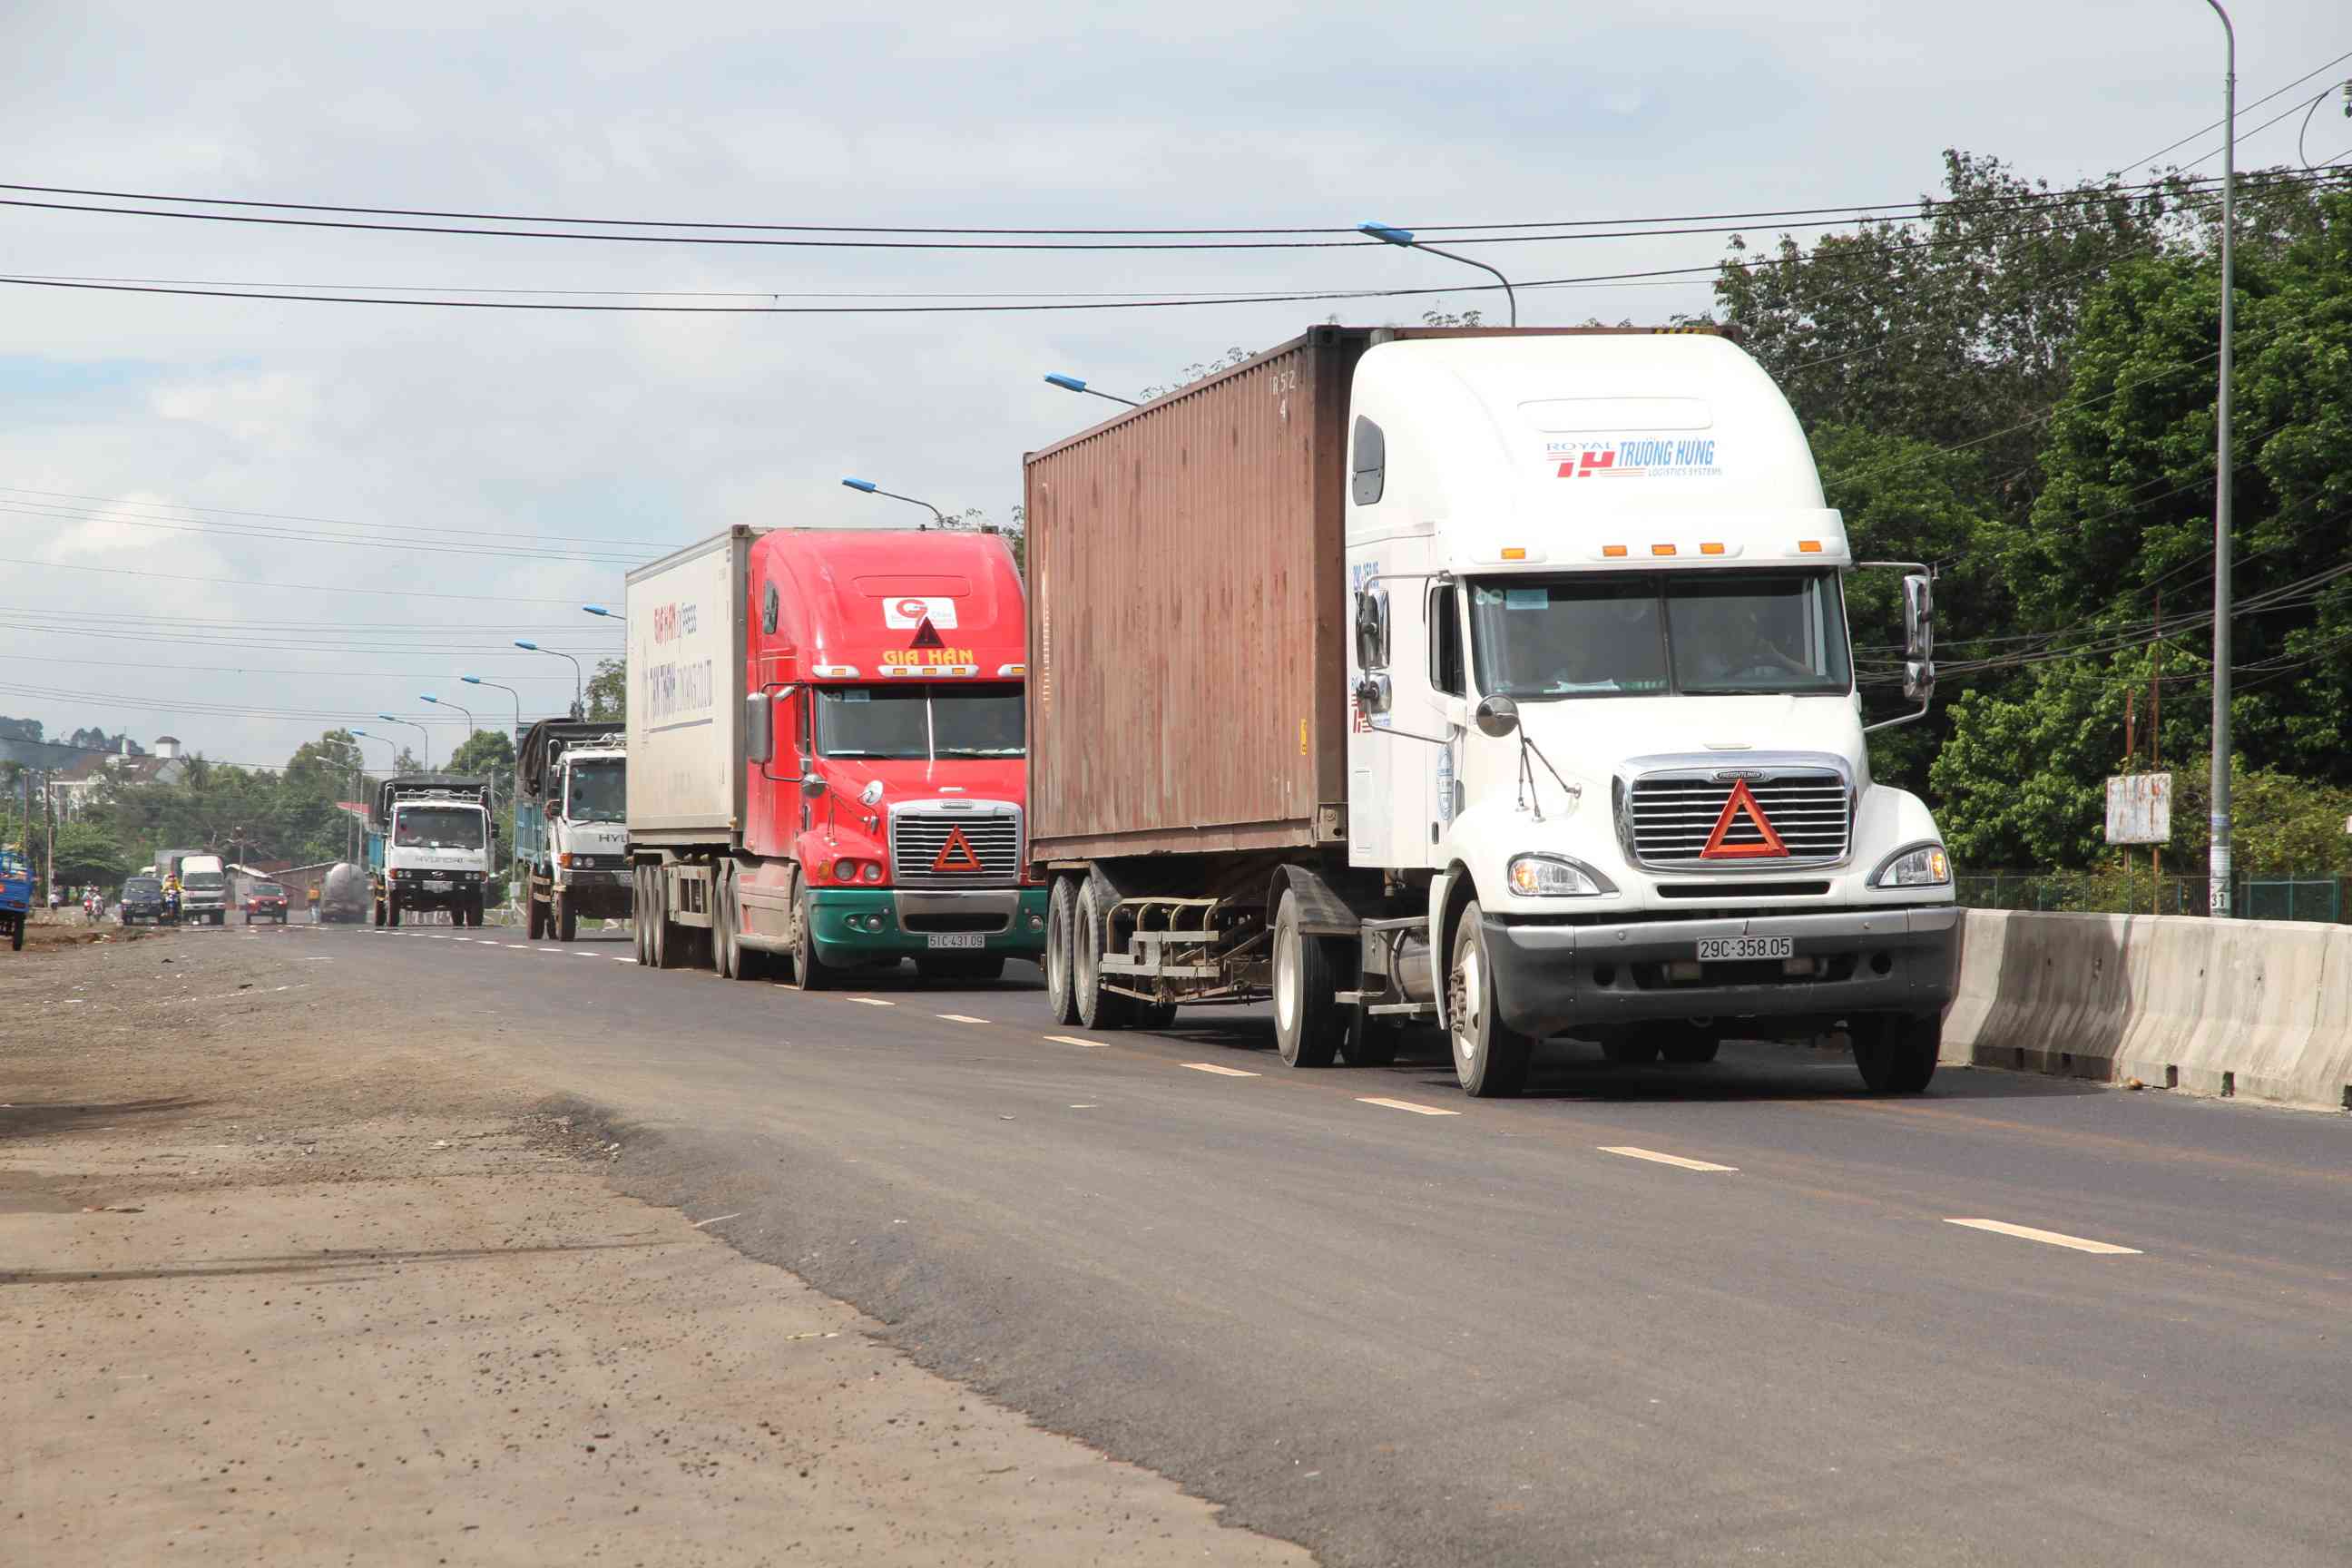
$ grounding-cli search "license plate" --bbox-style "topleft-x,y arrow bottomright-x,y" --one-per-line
425,879 -> 452,892
1696,936 -> 1794,962
926,933 -> 985,949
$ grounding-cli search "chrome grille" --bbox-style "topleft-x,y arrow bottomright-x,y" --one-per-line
891,808 -> 1023,887
1629,770 -> 1850,867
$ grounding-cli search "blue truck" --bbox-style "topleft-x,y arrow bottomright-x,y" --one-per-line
1,846 -> 31,951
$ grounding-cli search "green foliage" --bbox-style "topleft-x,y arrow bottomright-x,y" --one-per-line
449,729 -> 516,778
585,658 -> 624,722
51,821 -> 128,888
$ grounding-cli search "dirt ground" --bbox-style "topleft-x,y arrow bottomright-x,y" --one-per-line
0,926 -> 1311,1566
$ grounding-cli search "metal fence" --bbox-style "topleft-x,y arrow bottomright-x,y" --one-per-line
1955,869 -> 2347,923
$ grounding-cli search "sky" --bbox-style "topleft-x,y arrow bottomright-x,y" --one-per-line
1,0 -> 2345,770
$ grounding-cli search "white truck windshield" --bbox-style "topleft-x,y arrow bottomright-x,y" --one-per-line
1469,572 -> 1851,699
815,685 -> 1024,761
395,808 -> 486,848
564,760 -> 626,823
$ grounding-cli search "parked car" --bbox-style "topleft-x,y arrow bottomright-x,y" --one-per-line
121,876 -> 172,926
243,881 -> 289,924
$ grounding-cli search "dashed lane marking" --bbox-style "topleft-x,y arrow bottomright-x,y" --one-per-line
505,943 -> 530,949
1598,1145 -> 1740,1173
1181,1063 -> 1259,1078
610,956 -> 633,964
1945,1218 -> 2143,1255
848,997 -> 894,1007
938,1014 -> 988,1024
1045,1034 -> 1106,1049
1357,1096 -> 1460,1117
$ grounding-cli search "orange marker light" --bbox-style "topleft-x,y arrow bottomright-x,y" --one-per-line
1798,540 -> 1824,554
1602,544 -> 1628,558
1700,542 -> 1725,555
1500,547 -> 1527,561
1651,544 -> 1677,557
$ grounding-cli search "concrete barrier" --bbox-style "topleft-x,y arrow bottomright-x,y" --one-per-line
1942,908 -> 2351,1113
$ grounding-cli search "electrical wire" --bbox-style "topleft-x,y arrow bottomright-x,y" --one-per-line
0,555 -> 630,603
2116,46 -> 2352,169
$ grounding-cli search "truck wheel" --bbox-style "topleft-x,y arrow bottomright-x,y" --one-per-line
1044,877 -> 1080,1025
556,894 -> 577,944
1271,890 -> 1343,1068
1446,900 -> 1531,1097
528,896 -> 545,939
1656,1023 -> 1722,1065
788,879 -> 832,991
1852,1014 -> 1938,1093
1133,1000 -> 1178,1030
1346,1004 -> 1401,1067
652,872 -> 683,969
720,866 -> 764,981
1073,881 -> 1132,1030
9,916 -> 21,952
633,867 -> 652,965
387,895 -> 402,928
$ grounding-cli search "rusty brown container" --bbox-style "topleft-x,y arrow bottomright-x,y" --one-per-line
1024,324 -> 1722,865
1024,326 -> 1359,862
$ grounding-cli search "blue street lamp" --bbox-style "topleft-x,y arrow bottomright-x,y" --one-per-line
1044,373 -> 1142,408
514,641 -> 584,720
373,713 -> 432,772
1358,220 -> 1517,327
461,675 -> 524,741
419,693 -> 474,742
583,603 -> 622,620
842,476 -> 949,528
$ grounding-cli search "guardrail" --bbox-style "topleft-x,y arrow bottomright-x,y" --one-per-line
1942,908 -> 2352,1112
1956,869 -> 2347,922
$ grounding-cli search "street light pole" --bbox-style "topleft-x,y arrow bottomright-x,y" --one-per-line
1358,222 -> 1518,327
1043,374 -> 1142,408
461,676 -> 525,742
2201,0 -> 2236,916
842,477 -> 952,528
374,714 -> 432,773
348,730 -> 394,866
513,642 -> 583,720
419,694 -> 475,745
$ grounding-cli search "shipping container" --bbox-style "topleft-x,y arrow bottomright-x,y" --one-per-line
624,530 -> 751,843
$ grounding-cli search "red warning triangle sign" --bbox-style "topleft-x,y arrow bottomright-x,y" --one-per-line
931,827 -> 985,874
1700,779 -> 1789,859
909,617 -> 946,651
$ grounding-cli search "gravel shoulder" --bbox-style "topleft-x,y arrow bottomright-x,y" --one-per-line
1,926 -> 1312,1566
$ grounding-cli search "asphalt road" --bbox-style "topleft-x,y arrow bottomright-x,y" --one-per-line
239,918 -> 2350,1567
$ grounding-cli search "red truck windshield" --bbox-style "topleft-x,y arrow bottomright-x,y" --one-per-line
814,685 -> 1024,760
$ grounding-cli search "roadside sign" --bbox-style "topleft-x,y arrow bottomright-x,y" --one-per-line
2104,772 -> 2172,845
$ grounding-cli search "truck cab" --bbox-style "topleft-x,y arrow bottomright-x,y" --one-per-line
370,775 -> 495,926
739,528 -> 1044,985
515,722 -> 630,941
1341,333 -> 1954,1093
176,854 -> 230,926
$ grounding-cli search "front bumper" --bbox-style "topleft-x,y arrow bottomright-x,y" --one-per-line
1482,905 -> 1959,1039
807,887 -> 1048,962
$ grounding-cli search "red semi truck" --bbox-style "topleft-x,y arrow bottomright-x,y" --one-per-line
626,525 -> 1046,985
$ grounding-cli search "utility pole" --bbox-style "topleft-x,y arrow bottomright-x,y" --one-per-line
2202,0 -> 2237,917
44,776 -> 56,903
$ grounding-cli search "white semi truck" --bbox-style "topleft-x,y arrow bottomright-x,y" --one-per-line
1028,326 -> 1956,1097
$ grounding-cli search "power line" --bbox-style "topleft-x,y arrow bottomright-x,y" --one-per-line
0,555 -> 630,603
2114,45 -> 2352,169
0,484 -> 679,552
0,167 -> 2262,244
0,499 -> 648,568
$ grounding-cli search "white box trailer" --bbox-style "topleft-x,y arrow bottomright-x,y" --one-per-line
624,529 -> 750,843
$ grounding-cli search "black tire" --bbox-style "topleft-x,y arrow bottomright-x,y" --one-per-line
1346,1004 -> 1401,1067
1270,889 -> 1343,1069
719,866 -> 763,982
1044,877 -> 1081,1025
1853,1014 -> 1939,1093
556,893 -> 578,944
527,896 -> 545,940
9,917 -> 21,952
633,867 -> 652,965
1656,1023 -> 1721,1065
1133,1000 -> 1179,1030
652,871 -> 682,969
787,877 -> 832,991
1072,880 -> 1132,1030
387,895 -> 402,928
1446,900 -> 1532,1097
372,894 -> 384,929
1600,1034 -> 1661,1065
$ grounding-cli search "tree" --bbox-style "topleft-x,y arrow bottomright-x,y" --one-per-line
50,820 -> 127,888
585,658 -> 624,722
447,729 -> 517,867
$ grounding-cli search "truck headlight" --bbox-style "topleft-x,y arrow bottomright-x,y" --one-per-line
1870,842 -> 1950,887
1507,853 -> 1616,897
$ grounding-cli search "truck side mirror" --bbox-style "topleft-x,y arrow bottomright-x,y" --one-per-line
1353,587 -> 1389,673
1902,573 -> 1935,662
745,692 -> 773,764
1903,660 -> 1936,705
1474,695 -> 1520,738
